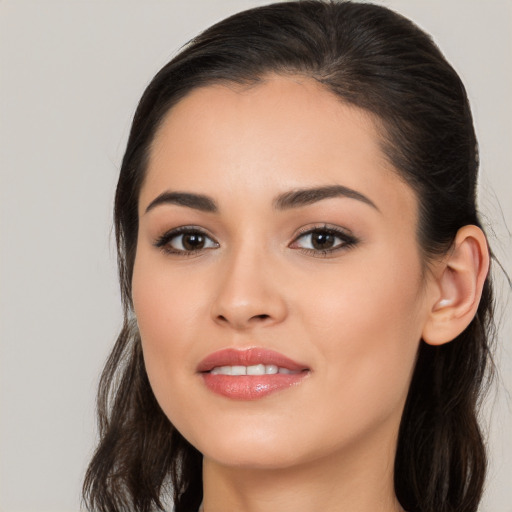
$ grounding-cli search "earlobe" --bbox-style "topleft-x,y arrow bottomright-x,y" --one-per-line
422,225 -> 489,346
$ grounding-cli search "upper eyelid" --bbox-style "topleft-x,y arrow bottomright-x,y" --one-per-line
159,225 -> 216,238
290,227 -> 358,259
290,224 -> 358,246
156,223 -> 351,237
154,226 -> 218,247
153,223 -> 357,249
292,224 -> 355,239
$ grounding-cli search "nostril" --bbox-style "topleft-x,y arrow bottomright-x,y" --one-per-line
215,312 -> 272,327
253,314 -> 270,321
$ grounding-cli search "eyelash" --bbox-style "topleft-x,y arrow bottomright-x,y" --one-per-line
153,224 -> 358,258
291,224 -> 358,257
154,226 -> 219,257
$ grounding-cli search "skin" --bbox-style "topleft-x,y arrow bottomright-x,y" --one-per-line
132,75 -> 447,512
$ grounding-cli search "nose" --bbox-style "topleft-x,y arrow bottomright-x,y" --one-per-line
210,247 -> 288,330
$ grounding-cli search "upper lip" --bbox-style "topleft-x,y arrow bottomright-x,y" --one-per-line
197,348 -> 309,373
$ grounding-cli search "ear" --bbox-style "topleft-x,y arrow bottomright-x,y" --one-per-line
422,225 -> 490,346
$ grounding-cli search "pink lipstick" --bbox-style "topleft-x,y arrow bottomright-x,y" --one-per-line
198,348 -> 310,400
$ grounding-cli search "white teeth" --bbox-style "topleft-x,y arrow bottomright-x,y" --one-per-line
209,364 -> 296,375
231,365 -> 247,376
210,366 -> 232,375
247,364 -> 266,375
265,365 -> 278,374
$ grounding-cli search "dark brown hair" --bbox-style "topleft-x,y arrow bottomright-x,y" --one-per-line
83,2 -> 495,511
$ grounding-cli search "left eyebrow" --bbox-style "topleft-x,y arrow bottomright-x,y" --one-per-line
273,185 -> 380,212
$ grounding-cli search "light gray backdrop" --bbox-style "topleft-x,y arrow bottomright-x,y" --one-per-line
1,1 -> 510,511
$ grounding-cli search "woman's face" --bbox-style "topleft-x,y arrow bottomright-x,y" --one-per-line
133,76 -> 432,469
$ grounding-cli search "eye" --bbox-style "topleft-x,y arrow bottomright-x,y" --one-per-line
154,227 -> 219,255
290,225 -> 357,256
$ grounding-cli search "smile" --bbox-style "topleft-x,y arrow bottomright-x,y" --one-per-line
209,365 -> 300,375
198,348 -> 310,400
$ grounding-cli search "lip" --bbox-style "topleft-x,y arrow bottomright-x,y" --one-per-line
197,347 -> 308,373
198,348 -> 310,400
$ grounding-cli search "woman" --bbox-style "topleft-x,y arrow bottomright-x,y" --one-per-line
83,1 -> 495,511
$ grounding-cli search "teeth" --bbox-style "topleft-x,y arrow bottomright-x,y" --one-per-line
210,366 -> 232,375
247,364 -> 266,375
265,365 -> 278,375
231,365 -> 246,376
210,364 -> 297,375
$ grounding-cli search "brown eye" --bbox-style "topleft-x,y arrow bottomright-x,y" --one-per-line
169,231 -> 218,252
291,227 -> 358,255
180,233 -> 206,250
310,232 -> 336,250
155,228 -> 219,254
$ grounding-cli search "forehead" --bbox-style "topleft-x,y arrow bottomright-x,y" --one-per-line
143,75 -> 417,220
149,75 -> 384,173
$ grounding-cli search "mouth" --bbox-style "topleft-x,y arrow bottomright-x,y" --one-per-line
209,364 -> 300,375
197,348 -> 310,400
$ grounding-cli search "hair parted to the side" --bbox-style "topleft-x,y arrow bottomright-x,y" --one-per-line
82,2 -> 496,511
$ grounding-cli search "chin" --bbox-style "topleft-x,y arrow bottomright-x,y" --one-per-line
204,446 -> 304,471
189,424 -> 310,470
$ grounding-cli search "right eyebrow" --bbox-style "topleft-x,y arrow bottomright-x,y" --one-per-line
144,191 -> 218,214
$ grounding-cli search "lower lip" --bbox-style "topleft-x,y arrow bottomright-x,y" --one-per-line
201,372 -> 308,400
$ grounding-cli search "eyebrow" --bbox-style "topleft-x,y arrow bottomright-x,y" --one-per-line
144,184 -> 379,215
273,185 -> 379,212
145,191 -> 218,214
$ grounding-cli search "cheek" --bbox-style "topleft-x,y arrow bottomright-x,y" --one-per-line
131,251 -> 204,410
302,250 -> 425,423
132,243 -> 204,346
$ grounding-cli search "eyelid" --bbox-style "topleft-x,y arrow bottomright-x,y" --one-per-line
153,225 -> 219,256
289,224 -> 358,257
292,223 -> 355,238
152,223 -> 358,258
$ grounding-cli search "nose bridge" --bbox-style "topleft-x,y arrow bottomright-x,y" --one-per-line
211,235 -> 286,329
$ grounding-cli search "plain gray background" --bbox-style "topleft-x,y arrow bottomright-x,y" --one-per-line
0,1 -> 510,511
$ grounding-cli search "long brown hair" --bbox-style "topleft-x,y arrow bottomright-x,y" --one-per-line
83,2 -> 496,511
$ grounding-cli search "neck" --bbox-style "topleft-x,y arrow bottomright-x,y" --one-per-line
201,424 -> 403,512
